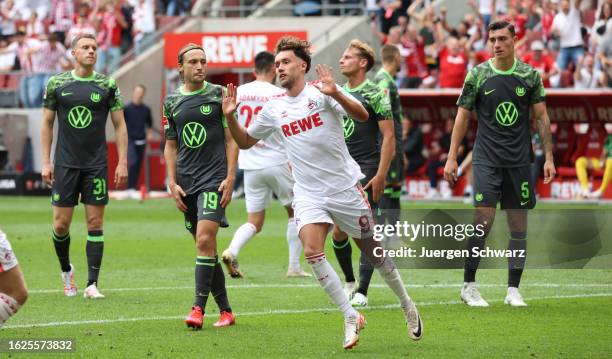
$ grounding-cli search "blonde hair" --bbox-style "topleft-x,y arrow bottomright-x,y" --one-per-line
348,39 -> 376,72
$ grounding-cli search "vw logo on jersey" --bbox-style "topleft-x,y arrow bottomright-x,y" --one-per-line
515,86 -> 526,97
343,116 -> 355,138
200,104 -> 212,115
495,101 -> 518,127
182,122 -> 207,148
90,92 -> 101,103
68,106 -> 93,128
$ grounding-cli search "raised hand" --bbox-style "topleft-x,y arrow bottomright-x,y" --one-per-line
223,83 -> 239,117
314,64 -> 339,96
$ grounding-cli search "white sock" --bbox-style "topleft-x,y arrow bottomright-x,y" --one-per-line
306,253 -> 358,320
228,222 -> 257,257
287,219 -> 302,271
0,293 -> 20,326
376,258 -> 413,310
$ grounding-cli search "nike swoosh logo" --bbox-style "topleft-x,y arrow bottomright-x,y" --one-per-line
61,91 -> 73,96
173,109 -> 182,117
521,200 -> 530,206
412,313 -> 422,338
96,196 -> 106,200
202,211 -> 216,215
484,89 -> 495,95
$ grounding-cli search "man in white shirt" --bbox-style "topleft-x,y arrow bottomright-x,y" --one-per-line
223,36 -> 423,350
574,53 -> 605,89
552,0 -> 585,70
221,51 -> 310,279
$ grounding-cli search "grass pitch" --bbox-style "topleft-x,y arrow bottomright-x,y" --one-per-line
1,197 -> 611,358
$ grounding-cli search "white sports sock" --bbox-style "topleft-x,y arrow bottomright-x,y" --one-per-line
287,219 -> 302,271
0,293 -> 20,326
228,222 -> 257,257
377,258 -> 413,309
306,253 -> 358,320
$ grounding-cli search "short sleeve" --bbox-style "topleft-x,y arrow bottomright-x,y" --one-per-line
43,75 -> 58,110
247,104 -> 276,140
163,101 -> 177,140
108,78 -> 124,112
326,85 -> 357,119
529,70 -> 546,105
456,69 -> 477,110
369,88 -> 393,121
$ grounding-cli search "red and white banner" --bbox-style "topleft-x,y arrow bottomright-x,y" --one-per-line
164,31 -> 308,68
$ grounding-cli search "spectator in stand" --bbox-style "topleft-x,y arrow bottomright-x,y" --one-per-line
0,36 -> 16,72
574,53 -> 605,88
408,0 -> 437,72
1,0 -> 21,37
166,0 -> 191,16
477,0 -> 494,28
541,0 -> 557,45
132,0 -> 156,55
599,24 -> 612,80
29,33 -> 67,107
435,31 -> 468,88
51,0 -> 75,45
591,1 -> 612,52
426,119 -> 467,199
401,24 -> 428,88
25,11 -> 45,38
12,31 -> 41,108
66,10 -> 96,46
575,133 -> 612,199
522,40 -> 559,88
552,0 -> 585,71
403,118 -> 425,175
124,84 -> 154,197
93,0 -> 127,74
120,0 -> 133,54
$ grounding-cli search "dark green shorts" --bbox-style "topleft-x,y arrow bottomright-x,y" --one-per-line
183,190 -> 229,235
472,164 -> 536,210
52,166 -> 108,207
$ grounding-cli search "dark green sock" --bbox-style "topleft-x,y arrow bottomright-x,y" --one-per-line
508,236 -> 527,288
211,256 -> 231,312
356,252 -> 374,296
332,237 -> 355,283
86,230 -> 104,286
52,230 -> 71,272
194,256 -> 216,310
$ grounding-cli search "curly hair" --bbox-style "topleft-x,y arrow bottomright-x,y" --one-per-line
275,36 -> 312,73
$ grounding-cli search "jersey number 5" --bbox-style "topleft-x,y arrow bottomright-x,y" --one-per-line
240,105 -> 262,128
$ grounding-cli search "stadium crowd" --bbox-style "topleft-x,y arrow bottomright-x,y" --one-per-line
368,0 -> 612,89
0,0 -> 165,107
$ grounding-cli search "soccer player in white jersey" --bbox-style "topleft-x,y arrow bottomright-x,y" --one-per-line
0,229 -> 28,327
223,36 -> 423,350
221,51 -> 310,278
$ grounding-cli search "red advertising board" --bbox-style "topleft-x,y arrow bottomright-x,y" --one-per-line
164,32 -> 308,68
399,89 -> 612,123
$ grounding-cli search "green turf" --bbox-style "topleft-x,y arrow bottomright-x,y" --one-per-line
0,197 -> 611,358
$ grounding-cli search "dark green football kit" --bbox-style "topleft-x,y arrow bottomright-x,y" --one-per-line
43,70 -> 123,206
163,82 -> 229,233
374,68 -> 404,184
457,59 -> 545,209
342,79 -> 393,206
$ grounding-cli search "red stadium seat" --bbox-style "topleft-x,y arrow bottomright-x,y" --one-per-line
557,124 -> 607,178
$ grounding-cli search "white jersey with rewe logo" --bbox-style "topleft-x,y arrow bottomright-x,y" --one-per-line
237,81 -> 288,170
247,82 -> 363,197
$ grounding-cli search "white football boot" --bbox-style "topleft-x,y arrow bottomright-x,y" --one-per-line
460,282 -> 489,307
504,287 -> 527,307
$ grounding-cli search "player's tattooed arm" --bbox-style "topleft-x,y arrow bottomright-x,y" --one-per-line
223,83 -> 260,149
110,110 -> 129,188
444,107 -> 472,186
533,102 -> 557,184
41,108 -> 56,185
164,139 -> 188,212
314,64 -> 368,121
220,128 -> 238,208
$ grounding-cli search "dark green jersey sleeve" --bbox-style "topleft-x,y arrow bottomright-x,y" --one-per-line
529,70 -> 546,105
163,101 -> 177,140
108,78 -> 124,112
457,69 -> 478,110
43,75 -> 59,110
369,88 -> 393,121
